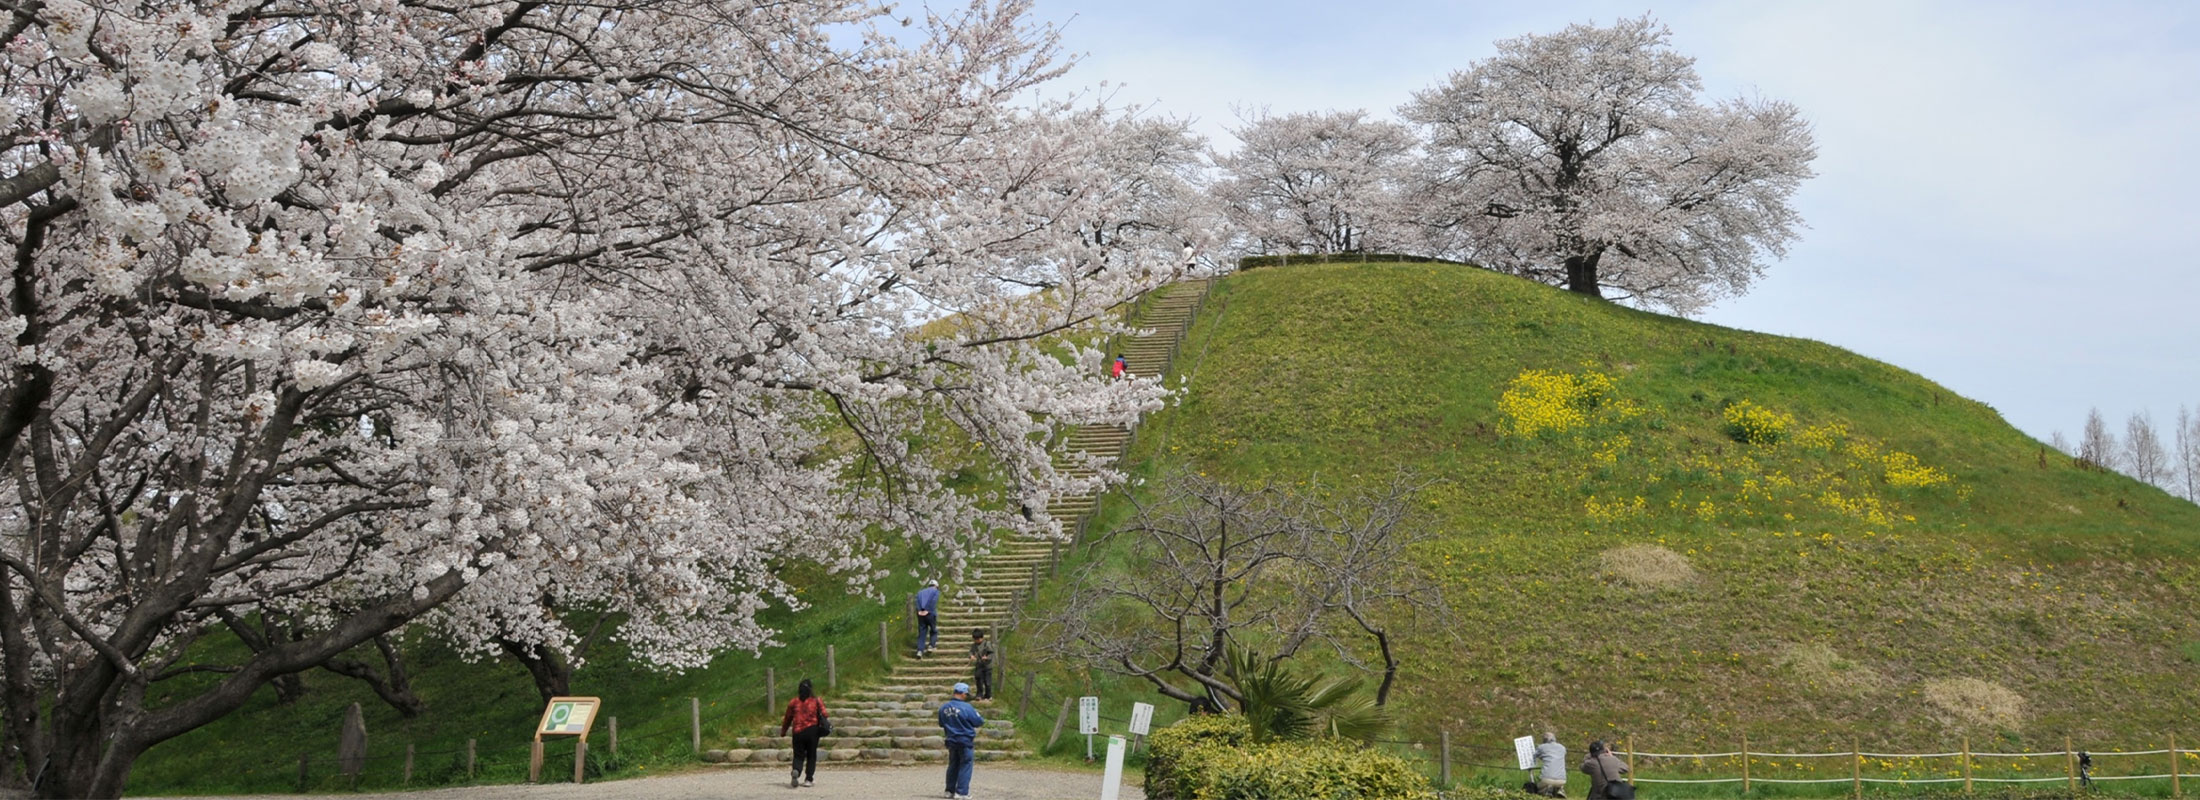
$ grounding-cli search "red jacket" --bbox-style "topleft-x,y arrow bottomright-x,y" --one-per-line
780,696 -> 826,736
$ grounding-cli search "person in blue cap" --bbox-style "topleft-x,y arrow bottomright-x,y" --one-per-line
937,682 -> 985,799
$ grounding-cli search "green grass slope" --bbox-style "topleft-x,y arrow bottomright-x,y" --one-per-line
127,561 -> 918,795
1082,262 -> 2200,763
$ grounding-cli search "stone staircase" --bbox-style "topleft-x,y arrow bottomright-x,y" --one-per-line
704,279 -> 1211,769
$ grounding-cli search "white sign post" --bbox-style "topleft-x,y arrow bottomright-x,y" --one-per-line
1514,735 -> 1537,771
1128,702 -> 1154,753
1099,735 -> 1128,800
1079,696 -> 1100,761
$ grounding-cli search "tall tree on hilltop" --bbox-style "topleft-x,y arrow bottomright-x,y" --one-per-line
0,1 -> 1185,796
1212,110 -> 1418,256
2079,408 -> 2120,472
1401,16 -> 1817,313
2125,412 -> 2171,487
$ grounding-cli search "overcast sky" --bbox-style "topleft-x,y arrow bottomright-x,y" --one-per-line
1025,0 -> 2200,446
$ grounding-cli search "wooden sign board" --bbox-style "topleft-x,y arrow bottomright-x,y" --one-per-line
536,697 -> 602,742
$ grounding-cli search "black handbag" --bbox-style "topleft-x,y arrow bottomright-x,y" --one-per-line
1605,780 -> 1634,800
815,708 -> 831,737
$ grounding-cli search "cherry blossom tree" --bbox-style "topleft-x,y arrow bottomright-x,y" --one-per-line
0,1 -> 1190,796
1212,109 -> 1416,256
1401,16 -> 1817,313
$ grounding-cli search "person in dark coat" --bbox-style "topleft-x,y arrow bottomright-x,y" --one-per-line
1581,740 -> 1631,799
779,678 -> 828,788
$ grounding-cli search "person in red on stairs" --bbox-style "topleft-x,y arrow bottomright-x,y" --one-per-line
779,679 -> 829,788
1111,355 -> 1127,378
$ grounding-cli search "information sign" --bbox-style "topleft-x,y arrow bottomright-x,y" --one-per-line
1079,696 -> 1100,735
536,697 -> 602,740
1129,702 -> 1154,735
1514,735 -> 1537,771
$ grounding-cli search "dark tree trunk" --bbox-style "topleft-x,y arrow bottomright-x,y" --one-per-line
1564,250 -> 1604,298
1371,628 -> 1397,707
498,639 -> 572,704
320,635 -> 426,718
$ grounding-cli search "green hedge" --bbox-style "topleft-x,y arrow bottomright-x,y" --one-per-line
1144,714 -> 1432,800
1235,253 -> 1473,270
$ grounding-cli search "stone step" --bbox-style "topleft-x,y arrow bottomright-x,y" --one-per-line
730,730 -> 1016,750
755,719 -> 1017,736
702,747 -> 1032,766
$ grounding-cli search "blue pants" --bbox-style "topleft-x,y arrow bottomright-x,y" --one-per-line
944,741 -> 974,795
917,613 -> 938,654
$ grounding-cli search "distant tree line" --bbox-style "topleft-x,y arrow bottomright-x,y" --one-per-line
2052,406 -> 2200,502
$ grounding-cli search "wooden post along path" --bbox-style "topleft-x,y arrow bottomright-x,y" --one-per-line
608,717 -> 618,759
1740,733 -> 1750,794
1047,696 -> 1075,751
1962,736 -> 1972,794
766,667 -> 777,714
879,622 -> 891,667
690,697 -> 701,753
827,644 -> 837,691
466,738 -> 477,779
1439,730 -> 1451,786
1850,739 -> 1861,800
402,743 -> 414,786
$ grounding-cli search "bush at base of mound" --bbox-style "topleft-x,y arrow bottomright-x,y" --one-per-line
1144,714 -> 1430,800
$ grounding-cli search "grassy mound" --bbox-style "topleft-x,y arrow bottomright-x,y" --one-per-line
1089,262 -> 2200,762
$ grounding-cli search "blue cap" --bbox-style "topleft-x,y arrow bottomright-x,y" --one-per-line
953,682 -> 970,694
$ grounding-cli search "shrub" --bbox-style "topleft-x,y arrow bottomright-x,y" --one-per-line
1882,451 -> 1952,487
1498,368 -> 1622,437
1722,399 -> 1793,444
1145,714 -> 1432,800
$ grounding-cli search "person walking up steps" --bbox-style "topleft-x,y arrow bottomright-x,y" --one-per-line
938,682 -> 985,799
914,579 -> 941,657
968,628 -> 994,701
778,678 -> 829,788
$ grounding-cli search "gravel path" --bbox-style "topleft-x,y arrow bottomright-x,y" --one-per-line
151,764 -> 1142,800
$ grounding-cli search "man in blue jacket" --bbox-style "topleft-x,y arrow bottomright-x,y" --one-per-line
937,682 -> 984,799
913,579 -> 941,657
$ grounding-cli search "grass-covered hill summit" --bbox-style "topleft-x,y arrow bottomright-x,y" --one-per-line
1105,262 -> 2200,754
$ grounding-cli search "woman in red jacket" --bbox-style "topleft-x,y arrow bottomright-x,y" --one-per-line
779,678 -> 828,788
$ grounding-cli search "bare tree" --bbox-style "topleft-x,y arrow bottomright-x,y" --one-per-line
2178,406 -> 2200,502
2049,430 -> 2075,457
1022,473 -> 1449,710
2079,408 -> 2120,472
2126,412 -> 2171,487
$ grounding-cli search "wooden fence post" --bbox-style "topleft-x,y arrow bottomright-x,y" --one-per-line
1050,541 -> 1061,577
1626,741 -> 1636,777
402,743 -> 414,786
2171,733 -> 2180,798
766,667 -> 777,714
296,753 -> 310,792
1962,735 -> 1971,795
1046,695 -> 1075,752
827,645 -> 837,691
1851,739 -> 1861,800
608,717 -> 618,759
1440,730 -> 1451,786
1741,733 -> 1750,794
466,738 -> 477,780
690,697 -> 701,753
880,621 -> 891,667
2065,736 -> 2076,793
529,739 -> 544,784
907,596 -> 917,638
573,739 -> 587,784
1018,671 -> 1036,721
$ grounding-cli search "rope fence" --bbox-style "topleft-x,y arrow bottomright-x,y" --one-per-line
1384,733 -> 2196,797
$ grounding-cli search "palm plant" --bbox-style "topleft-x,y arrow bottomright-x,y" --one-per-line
1223,645 -> 1394,743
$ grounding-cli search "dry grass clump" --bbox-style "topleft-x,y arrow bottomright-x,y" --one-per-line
1775,642 -> 1889,695
1922,678 -> 2027,730
1599,544 -> 1698,589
